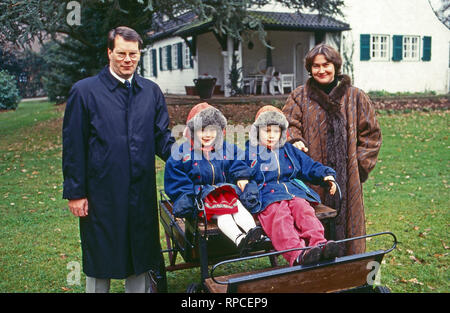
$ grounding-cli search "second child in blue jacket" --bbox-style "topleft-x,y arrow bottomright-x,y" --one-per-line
244,105 -> 341,266
165,103 -> 262,256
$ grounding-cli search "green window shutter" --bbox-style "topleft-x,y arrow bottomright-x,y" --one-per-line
360,34 -> 371,61
392,35 -> 403,61
151,49 -> 157,77
188,39 -> 194,68
167,45 -> 172,71
422,36 -> 431,61
159,47 -> 163,71
177,42 -> 183,70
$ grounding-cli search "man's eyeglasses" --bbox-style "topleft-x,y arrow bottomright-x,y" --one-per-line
114,51 -> 140,61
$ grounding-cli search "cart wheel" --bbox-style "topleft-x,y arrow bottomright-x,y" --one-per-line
186,283 -> 201,293
374,285 -> 391,293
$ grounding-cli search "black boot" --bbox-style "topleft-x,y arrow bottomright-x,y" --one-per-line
321,240 -> 340,260
236,226 -> 263,257
294,246 -> 322,266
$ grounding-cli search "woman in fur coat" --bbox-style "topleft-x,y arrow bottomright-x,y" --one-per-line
282,44 -> 382,255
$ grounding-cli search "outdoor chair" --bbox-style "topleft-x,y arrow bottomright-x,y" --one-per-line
281,74 -> 295,93
242,77 -> 256,94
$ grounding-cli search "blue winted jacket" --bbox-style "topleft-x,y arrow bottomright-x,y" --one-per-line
164,141 -> 254,218
244,141 -> 336,214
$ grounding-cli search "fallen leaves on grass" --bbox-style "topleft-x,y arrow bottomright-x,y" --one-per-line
418,232 -> 427,238
400,278 -> 424,286
406,249 -> 425,264
433,253 -> 449,258
409,255 -> 422,264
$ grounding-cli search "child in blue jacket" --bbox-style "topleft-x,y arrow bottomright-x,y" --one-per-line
165,102 -> 262,256
245,105 -> 340,266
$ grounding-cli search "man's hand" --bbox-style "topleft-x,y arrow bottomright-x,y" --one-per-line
324,176 -> 336,195
68,198 -> 89,217
293,140 -> 308,152
237,180 -> 249,192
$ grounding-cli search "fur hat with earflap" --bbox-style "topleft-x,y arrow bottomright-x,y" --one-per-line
183,102 -> 227,150
249,105 -> 289,148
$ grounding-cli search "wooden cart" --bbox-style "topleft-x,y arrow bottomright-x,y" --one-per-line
157,190 -> 396,293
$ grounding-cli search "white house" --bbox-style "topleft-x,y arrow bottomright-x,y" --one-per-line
341,0 -> 450,94
141,0 -> 450,95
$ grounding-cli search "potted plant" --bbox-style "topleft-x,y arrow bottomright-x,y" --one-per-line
193,73 -> 217,100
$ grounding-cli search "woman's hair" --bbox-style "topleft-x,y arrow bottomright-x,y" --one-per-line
304,43 -> 342,75
107,26 -> 143,50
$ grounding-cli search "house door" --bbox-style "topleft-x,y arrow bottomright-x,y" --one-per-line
295,43 -> 305,86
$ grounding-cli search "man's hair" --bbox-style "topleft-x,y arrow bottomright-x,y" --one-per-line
107,26 -> 143,50
304,43 -> 342,75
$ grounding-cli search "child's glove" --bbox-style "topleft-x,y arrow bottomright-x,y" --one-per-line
239,181 -> 260,212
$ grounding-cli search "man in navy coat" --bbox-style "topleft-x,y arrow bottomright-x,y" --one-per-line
62,26 -> 174,292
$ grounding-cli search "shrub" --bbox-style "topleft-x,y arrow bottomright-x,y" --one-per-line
0,70 -> 21,110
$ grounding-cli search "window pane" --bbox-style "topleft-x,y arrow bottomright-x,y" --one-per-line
403,35 -> 419,60
370,35 -> 389,60
183,42 -> 191,68
172,44 -> 178,69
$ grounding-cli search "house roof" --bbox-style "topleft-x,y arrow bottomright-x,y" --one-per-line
148,10 -> 350,42
147,11 -> 199,42
251,11 -> 350,31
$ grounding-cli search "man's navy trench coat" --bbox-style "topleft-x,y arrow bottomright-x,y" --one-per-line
62,66 -> 175,279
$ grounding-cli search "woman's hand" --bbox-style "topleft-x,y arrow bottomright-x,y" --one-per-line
237,180 -> 249,192
324,176 -> 336,195
293,140 -> 308,152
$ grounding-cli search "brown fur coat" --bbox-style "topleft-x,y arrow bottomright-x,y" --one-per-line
282,75 -> 382,255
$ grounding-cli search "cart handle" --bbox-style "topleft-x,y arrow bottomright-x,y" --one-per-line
195,197 -> 209,239
210,231 -> 397,285
159,190 -> 195,253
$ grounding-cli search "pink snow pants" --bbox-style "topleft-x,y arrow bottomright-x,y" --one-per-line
258,197 -> 327,266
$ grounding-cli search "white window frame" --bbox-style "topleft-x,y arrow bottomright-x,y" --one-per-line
142,48 -> 151,77
161,46 -> 169,71
403,35 -> 420,61
183,42 -> 192,68
172,43 -> 179,70
371,34 -> 390,61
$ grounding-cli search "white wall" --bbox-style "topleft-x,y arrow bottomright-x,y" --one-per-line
145,33 -> 225,94
144,37 -> 197,94
342,0 -> 450,93
242,31 -> 313,86
197,32 -> 225,90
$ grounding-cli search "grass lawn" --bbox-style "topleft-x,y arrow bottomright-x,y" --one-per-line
0,100 -> 448,293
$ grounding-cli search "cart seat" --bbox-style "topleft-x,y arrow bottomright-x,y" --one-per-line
197,203 -> 336,236
159,191 -> 338,265
161,199 -> 336,236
